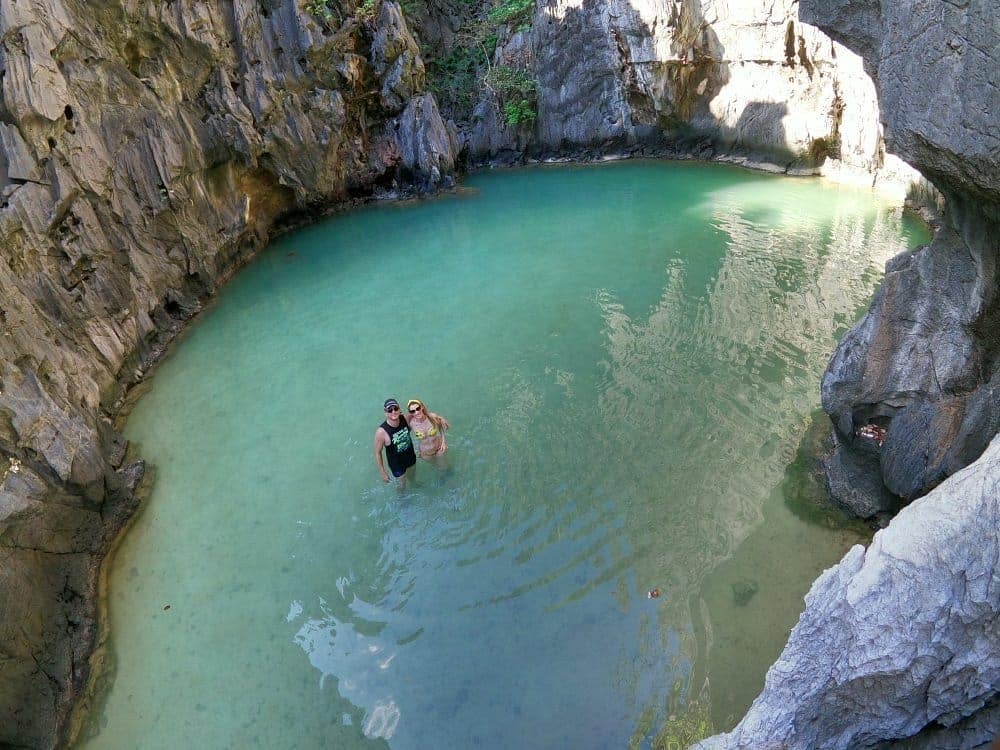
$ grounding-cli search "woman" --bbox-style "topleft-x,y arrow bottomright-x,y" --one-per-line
405,398 -> 451,458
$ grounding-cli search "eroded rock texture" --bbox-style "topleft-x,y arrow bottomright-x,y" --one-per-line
695,435 -> 1000,750
812,0 -> 1000,515
465,0 -> 917,188
697,0 -> 1000,747
0,1 -> 456,746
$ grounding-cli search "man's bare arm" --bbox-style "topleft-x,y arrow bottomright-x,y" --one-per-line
373,428 -> 390,482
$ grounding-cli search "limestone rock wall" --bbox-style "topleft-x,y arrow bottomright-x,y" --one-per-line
0,1 -> 457,747
697,0 -> 1000,746
812,0 -> 1000,513
465,0 -> 918,189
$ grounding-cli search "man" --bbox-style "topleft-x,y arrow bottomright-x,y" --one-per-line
374,398 -> 417,487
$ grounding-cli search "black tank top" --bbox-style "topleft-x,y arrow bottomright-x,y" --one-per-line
382,419 -> 416,473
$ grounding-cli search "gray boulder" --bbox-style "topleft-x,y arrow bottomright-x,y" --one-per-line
390,93 -> 459,191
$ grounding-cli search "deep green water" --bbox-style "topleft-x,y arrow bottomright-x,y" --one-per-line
80,161 -> 929,749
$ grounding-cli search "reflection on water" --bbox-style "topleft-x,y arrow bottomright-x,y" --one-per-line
80,162 -> 928,749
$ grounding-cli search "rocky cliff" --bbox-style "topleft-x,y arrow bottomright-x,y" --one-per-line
816,0 -> 1000,517
0,0 -> 974,747
0,1 -> 457,746
696,434 -> 1000,750
455,0 -> 917,190
697,0 -> 1000,746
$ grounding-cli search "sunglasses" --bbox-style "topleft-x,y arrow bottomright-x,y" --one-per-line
385,406 -> 400,413
408,406 -> 422,414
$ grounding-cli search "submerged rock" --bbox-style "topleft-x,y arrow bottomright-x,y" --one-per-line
695,435 -> 1000,750
730,579 -> 758,607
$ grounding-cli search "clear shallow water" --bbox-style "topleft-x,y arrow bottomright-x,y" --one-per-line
81,161 -> 929,749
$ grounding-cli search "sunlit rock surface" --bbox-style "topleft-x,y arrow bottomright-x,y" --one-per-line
468,0 -> 918,191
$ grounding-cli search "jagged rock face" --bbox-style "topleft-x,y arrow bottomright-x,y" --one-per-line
807,0 -> 1000,509
821,214 -> 1000,506
468,0 -> 911,183
694,435 -> 1000,750
694,1 -> 1000,747
803,0 -> 999,211
0,1 -> 456,746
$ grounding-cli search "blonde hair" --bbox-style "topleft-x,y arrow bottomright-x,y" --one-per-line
406,398 -> 442,429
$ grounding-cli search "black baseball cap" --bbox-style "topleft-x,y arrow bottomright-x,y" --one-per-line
384,398 -> 400,411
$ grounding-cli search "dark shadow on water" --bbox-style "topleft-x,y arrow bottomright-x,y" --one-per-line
781,409 -> 869,529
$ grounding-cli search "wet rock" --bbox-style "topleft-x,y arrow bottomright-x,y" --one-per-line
823,431 -> 899,520
119,460 -> 146,494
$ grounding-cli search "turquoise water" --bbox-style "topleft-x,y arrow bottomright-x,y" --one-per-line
80,161 -> 929,748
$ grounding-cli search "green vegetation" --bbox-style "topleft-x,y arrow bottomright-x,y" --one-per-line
420,0 -> 539,125
502,99 -> 536,124
809,134 -> 840,163
427,44 -> 489,110
304,0 -> 336,20
487,63 -> 534,94
399,0 -> 423,18
650,700 -> 715,750
305,0 -> 376,23
628,682 -> 716,750
487,0 -> 534,29
488,64 -> 537,124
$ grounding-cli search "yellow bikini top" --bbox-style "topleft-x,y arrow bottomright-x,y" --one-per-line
413,422 -> 438,439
